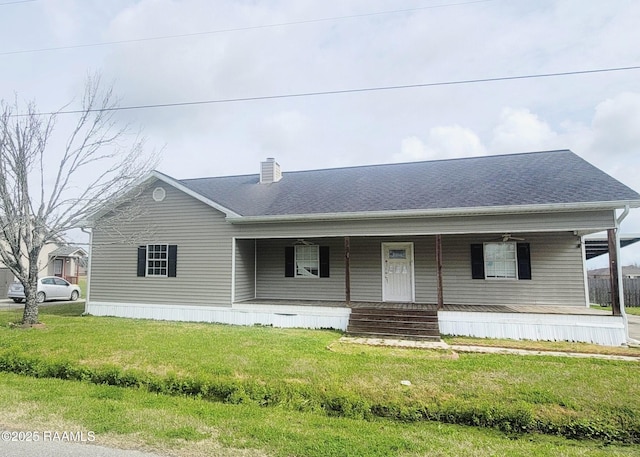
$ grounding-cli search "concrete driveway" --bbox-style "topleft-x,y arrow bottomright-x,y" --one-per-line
0,298 -> 84,311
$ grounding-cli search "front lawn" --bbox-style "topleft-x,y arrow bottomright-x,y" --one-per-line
0,303 -> 639,455
0,371 -> 635,457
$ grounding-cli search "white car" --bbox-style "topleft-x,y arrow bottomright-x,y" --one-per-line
7,276 -> 81,303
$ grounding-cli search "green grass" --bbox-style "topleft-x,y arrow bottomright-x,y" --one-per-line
0,303 -> 639,452
442,335 -> 640,356
590,305 -> 640,316
77,276 -> 87,299
0,372 -> 636,457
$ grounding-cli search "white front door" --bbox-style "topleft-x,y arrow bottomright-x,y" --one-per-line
382,242 -> 415,302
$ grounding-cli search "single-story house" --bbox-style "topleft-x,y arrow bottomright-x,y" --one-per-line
0,240 -> 63,296
85,150 -> 640,346
47,246 -> 88,284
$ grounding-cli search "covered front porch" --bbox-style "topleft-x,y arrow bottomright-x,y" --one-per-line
230,230 -> 628,346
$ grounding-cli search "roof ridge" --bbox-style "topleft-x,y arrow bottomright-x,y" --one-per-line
175,149 -> 573,181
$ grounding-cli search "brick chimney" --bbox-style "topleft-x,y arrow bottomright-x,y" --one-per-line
260,157 -> 282,183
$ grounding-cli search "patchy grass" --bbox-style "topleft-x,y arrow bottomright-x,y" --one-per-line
77,276 -> 87,299
0,304 -> 639,445
590,305 -> 640,316
0,372 -> 637,457
441,335 -> 640,357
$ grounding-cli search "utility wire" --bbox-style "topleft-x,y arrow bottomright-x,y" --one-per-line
0,0 -> 495,56
34,65 -> 640,116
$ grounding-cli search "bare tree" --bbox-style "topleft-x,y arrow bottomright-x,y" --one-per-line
0,74 -> 158,325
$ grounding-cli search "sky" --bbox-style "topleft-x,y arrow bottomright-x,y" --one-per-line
1,0 -> 639,267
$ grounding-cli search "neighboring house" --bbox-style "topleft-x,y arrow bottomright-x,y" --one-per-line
0,241 -> 60,296
85,150 -> 640,346
589,265 -> 640,280
47,246 -> 88,284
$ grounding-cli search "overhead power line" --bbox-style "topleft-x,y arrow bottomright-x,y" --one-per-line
0,0 -> 494,56
35,65 -> 640,116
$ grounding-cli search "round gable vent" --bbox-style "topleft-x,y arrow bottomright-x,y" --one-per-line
152,187 -> 166,202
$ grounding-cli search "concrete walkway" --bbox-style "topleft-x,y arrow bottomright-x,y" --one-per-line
339,336 -> 640,361
0,298 -> 84,311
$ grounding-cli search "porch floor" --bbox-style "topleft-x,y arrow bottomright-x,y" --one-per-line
235,299 -> 612,316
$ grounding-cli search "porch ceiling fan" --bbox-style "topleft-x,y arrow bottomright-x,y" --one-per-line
499,233 -> 525,242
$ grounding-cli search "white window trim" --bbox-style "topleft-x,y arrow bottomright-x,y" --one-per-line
147,243 -> 169,278
483,242 -> 518,280
295,245 -> 320,279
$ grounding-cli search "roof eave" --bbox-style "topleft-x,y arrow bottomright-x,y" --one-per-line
152,171 -> 241,218
81,170 -> 241,227
226,200 -> 640,224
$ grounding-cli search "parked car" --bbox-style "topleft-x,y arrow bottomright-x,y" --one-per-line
7,276 -> 81,303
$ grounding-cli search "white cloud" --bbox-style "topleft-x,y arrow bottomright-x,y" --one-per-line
395,126 -> 485,162
490,108 -> 560,154
589,92 -> 640,157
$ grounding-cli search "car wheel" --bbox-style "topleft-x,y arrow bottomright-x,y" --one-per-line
36,292 -> 46,303
12,298 -> 23,303
70,290 -> 79,301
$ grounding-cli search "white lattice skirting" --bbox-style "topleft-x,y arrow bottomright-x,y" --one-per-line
439,311 -> 626,346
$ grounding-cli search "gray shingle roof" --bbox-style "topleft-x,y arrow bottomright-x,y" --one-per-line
177,150 -> 640,217
49,246 -> 86,257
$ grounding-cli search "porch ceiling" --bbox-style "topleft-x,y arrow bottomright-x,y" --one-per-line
585,235 -> 640,259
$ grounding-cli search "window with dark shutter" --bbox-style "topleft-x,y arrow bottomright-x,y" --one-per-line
319,246 -> 330,278
285,245 -> 330,278
285,246 -> 295,277
168,245 -> 178,277
138,244 -> 177,277
517,243 -> 531,280
137,246 -> 147,277
470,244 -> 484,279
471,242 -> 532,280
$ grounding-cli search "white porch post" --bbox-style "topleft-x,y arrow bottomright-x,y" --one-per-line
231,237 -> 236,304
580,235 -> 590,308
344,236 -> 351,304
436,234 -> 443,310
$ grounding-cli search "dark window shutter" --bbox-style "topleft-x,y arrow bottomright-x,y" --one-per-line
319,246 -> 330,278
137,246 -> 147,277
285,246 -> 295,277
470,244 -> 485,279
517,243 -> 531,280
168,245 -> 178,277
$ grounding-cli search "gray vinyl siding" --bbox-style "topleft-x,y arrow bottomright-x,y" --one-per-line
255,238 -> 345,300
234,239 -> 256,301
252,232 -> 586,306
90,181 -> 236,306
235,210 -> 615,238
440,232 -> 586,306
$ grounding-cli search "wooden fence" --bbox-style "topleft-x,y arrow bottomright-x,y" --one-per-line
588,278 -> 640,307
